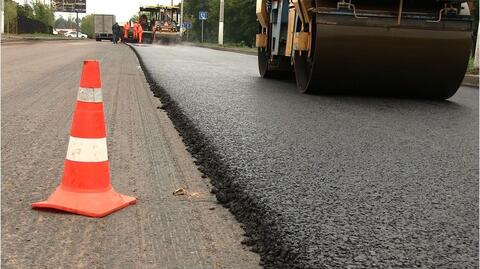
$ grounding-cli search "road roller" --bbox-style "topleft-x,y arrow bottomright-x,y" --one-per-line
139,5 -> 182,44
256,0 -> 474,99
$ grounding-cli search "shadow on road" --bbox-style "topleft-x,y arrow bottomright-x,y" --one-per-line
252,76 -> 466,111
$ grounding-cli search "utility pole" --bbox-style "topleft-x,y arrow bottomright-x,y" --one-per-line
218,0 -> 224,45
1,0 -> 4,34
180,0 -> 184,36
76,10 -> 79,38
475,22 -> 479,69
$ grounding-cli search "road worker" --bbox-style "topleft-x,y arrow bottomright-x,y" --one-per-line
123,21 -> 130,39
133,21 -> 139,40
138,23 -> 143,44
112,22 -> 120,44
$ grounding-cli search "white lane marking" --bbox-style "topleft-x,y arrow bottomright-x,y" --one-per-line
77,87 -> 103,102
66,137 -> 108,162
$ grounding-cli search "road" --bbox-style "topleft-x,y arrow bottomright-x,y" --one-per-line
1,40 -> 259,268
132,44 -> 479,268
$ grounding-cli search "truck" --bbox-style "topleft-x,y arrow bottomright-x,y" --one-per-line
256,0 -> 474,99
94,14 -> 116,41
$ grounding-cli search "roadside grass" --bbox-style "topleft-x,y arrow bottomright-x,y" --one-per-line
467,56 -> 479,75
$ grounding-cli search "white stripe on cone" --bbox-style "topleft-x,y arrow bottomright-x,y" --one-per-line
77,87 -> 103,103
66,137 -> 108,162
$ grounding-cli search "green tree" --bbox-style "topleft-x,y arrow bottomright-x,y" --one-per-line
183,0 -> 256,46
224,0 -> 256,46
81,14 -> 95,38
472,0 -> 479,54
4,0 -> 17,33
16,3 -> 34,19
183,0 -> 218,42
54,16 -> 68,28
32,1 -> 54,27
54,16 -> 78,29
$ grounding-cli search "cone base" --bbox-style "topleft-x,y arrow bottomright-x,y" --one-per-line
32,186 -> 136,218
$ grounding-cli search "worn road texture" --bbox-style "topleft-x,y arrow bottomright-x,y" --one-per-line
132,44 -> 479,269
1,40 -> 260,268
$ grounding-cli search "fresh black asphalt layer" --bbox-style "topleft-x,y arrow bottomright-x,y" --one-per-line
130,44 -> 479,268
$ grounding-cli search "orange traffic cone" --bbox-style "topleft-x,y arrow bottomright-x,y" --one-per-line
32,60 -> 136,218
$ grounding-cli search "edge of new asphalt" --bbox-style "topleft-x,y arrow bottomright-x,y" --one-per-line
128,43 -> 478,268
128,43 -> 295,268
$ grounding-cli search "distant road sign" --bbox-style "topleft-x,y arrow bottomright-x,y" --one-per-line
183,21 -> 192,29
199,11 -> 208,20
52,0 -> 86,13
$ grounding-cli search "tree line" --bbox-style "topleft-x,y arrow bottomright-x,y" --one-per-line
183,0 -> 257,46
3,0 -> 94,36
4,0 -> 54,33
54,14 -> 95,38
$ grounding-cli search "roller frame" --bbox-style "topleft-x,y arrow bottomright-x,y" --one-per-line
257,0 -> 293,77
258,0 -> 473,99
256,0 -> 269,29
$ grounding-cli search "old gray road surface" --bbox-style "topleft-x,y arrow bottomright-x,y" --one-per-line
133,44 -> 479,268
2,40 -> 260,268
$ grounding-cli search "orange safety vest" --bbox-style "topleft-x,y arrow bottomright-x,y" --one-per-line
124,22 -> 130,31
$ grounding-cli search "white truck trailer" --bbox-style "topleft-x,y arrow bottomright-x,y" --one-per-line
94,14 -> 116,41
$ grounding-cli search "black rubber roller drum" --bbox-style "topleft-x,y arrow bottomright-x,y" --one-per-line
294,14 -> 472,99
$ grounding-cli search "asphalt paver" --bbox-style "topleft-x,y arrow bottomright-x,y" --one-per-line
132,43 -> 479,268
2,40 -> 260,268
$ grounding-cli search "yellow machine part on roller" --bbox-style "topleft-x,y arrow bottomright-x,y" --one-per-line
154,31 -> 181,44
256,0 -> 474,99
154,24 -> 181,44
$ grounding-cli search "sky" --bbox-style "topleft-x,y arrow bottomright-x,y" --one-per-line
17,0 -> 181,23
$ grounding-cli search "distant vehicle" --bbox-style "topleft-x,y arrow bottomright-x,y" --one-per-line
55,28 -> 76,36
94,14 -> 116,41
64,31 -> 88,38
138,5 -> 182,44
